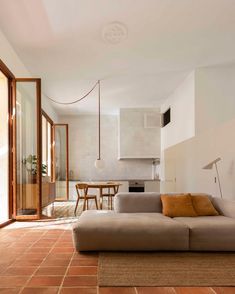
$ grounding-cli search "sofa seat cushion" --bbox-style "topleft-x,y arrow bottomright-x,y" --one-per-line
73,210 -> 189,251
174,216 -> 235,251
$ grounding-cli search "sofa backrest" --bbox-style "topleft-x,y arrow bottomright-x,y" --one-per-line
114,192 -> 162,213
114,192 -> 213,213
212,197 -> 235,218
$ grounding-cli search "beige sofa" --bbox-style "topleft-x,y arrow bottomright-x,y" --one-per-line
72,192 -> 235,251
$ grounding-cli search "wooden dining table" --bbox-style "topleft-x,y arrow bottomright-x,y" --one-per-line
85,181 -> 121,209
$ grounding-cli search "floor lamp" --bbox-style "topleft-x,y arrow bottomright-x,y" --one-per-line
202,157 -> 223,198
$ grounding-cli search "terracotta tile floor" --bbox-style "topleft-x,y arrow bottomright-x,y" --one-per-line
0,202 -> 234,293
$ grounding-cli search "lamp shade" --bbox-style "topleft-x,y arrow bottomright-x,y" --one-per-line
202,157 -> 221,170
94,158 -> 105,169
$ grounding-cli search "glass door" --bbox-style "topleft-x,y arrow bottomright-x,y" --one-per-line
41,111 -> 55,215
13,79 -> 41,219
53,124 -> 69,201
0,70 -> 10,223
42,112 -> 53,182
0,59 -> 14,226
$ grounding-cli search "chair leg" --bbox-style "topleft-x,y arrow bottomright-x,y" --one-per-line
100,197 -> 103,210
95,197 -> 98,209
74,198 -> 80,215
82,199 -> 86,211
108,188 -> 110,210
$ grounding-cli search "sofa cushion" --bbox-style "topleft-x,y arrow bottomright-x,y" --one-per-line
174,216 -> 235,251
73,210 -> 189,251
114,192 -> 162,213
212,197 -> 235,218
161,194 -> 197,217
190,194 -> 219,216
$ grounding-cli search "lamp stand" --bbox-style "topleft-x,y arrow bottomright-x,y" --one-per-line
215,162 -> 223,198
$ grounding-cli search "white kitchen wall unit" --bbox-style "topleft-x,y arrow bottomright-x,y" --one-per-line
118,108 -> 161,159
144,180 -> 160,192
117,181 -> 129,192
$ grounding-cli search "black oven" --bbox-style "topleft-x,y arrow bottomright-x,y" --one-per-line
128,180 -> 145,192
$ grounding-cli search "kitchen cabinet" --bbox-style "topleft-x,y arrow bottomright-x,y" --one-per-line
69,181 -> 77,200
19,182 -> 55,210
118,108 -> 161,159
144,180 -> 160,192
116,181 -> 128,193
42,182 -> 56,207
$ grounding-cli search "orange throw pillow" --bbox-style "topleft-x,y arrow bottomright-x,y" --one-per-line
161,194 -> 197,217
190,194 -> 219,216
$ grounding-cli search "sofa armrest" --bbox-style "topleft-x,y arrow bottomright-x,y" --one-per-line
114,192 -> 162,213
212,197 -> 235,218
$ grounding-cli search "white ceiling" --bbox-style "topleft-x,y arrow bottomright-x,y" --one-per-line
0,0 -> 235,114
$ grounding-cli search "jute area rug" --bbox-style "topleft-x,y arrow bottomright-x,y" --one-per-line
98,252 -> 235,286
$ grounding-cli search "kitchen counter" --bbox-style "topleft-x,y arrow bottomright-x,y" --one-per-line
69,179 -> 160,200
69,179 -> 160,182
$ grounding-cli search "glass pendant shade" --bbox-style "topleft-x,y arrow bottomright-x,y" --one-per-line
94,158 -> 105,169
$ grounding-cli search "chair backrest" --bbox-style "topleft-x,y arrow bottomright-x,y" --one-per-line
115,184 -> 120,194
75,183 -> 88,197
106,182 -> 120,194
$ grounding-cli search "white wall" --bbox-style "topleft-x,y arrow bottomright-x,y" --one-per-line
161,71 -> 195,151
0,29 -> 58,122
60,115 -> 153,181
119,108 -> 161,159
160,71 -> 195,187
163,117 -> 235,200
161,64 -> 235,200
195,64 -> 235,135
41,94 -> 59,123
0,30 -> 29,77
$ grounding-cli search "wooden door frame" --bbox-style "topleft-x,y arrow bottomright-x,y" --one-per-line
13,78 -> 42,220
0,59 -> 15,226
53,124 -> 69,201
42,110 -> 54,182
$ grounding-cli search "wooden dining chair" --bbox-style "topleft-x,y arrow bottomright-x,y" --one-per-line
100,183 -> 120,210
74,183 -> 98,215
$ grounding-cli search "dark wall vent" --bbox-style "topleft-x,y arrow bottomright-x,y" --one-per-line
162,108 -> 171,127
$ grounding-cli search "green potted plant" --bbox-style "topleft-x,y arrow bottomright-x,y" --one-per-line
23,155 -> 47,183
